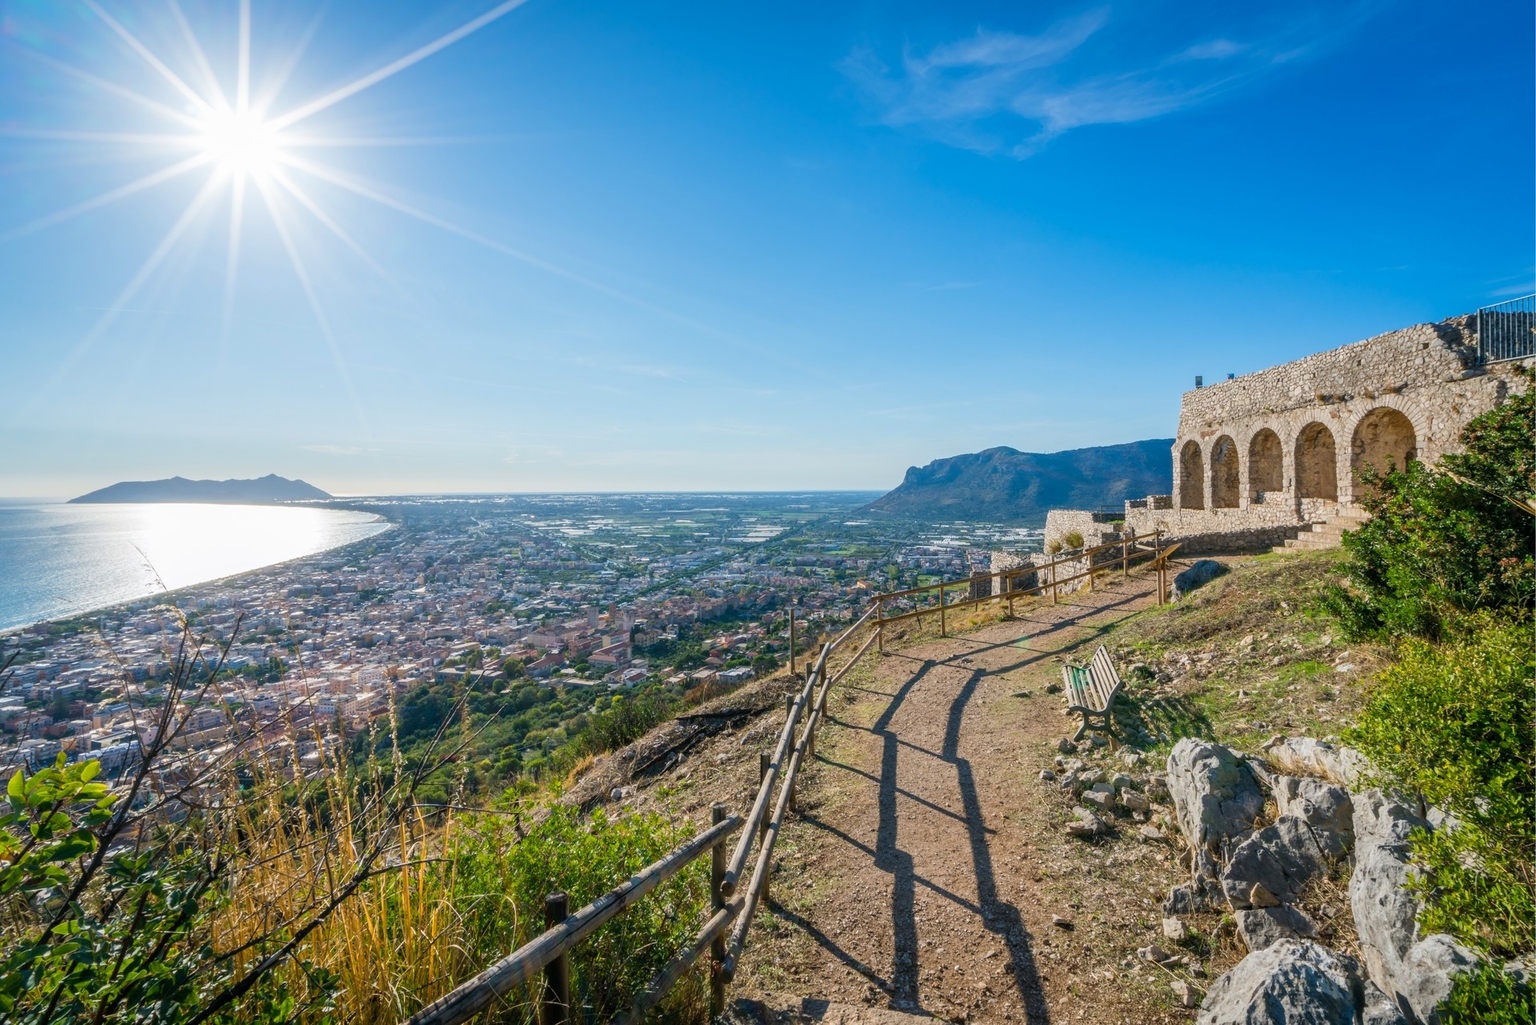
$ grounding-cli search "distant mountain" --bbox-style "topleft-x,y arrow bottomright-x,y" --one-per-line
70,474 -> 332,505
865,440 -> 1174,524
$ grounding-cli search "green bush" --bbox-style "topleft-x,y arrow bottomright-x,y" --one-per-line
1328,378 -> 1534,639
1438,961 -> 1535,1025
1062,530 -> 1085,550
457,804 -> 707,1022
1346,622 -> 1535,956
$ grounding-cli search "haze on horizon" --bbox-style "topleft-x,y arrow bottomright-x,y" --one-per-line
0,0 -> 1530,500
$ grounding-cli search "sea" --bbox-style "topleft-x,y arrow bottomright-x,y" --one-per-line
0,502 -> 391,632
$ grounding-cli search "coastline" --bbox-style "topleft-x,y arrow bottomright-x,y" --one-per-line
0,509 -> 393,636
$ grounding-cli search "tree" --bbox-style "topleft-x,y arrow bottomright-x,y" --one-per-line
1328,376 -> 1534,639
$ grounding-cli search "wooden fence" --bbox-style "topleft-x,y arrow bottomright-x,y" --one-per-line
404,534 -> 1184,1024
402,605 -> 883,1025
871,530 -> 1182,648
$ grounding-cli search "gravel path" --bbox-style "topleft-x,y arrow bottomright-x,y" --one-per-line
736,568 -> 1190,1024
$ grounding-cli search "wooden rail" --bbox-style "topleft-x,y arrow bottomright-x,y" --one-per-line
402,604 -> 884,1025
403,812 -> 742,1025
872,530 -> 1175,645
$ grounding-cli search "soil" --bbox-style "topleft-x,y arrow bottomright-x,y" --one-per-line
571,551 -> 1376,1024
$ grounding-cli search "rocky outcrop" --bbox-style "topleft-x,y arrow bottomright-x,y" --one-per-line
1166,739 -> 1264,855
1349,789 -> 1479,1024
1221,815 -> 1338,908
1171,560 -> 1226,600
1261,735 -> 1369,788
1273,775 -> 1354,842
1198,940 -> 1407,1025
1235,904 -> 1317,952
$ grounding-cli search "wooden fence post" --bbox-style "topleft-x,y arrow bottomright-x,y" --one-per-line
939,583 -> 946,637
542,892 -> 570,1025
876,599 -> 884,655
758,753 -> 771,844
1122,532 -> 1131,578
784,695 -> 798,813
710,804 -> 728,1019
788,605 -> 796,676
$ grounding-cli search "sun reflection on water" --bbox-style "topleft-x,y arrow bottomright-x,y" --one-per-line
0,503 -> 390,629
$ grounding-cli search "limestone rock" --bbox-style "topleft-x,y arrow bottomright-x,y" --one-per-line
1166,738 -> 1265,855
1362,981 -> 1411,1025
1260,735 -> 1369,787
1273,775 -> 1354,849
1221,814 -> 1336,908
1038,769 -> 1055,782
1082,789 -> 1115,812
1171,559 -> 1226,600
1399,934 -> 1481,1025
1066,807 -> 1107,838
1350,790 -> 1430,996
1350,789 -> 1480,1024
1197,940 -> 1362,1025
1171,979 -> 1198,1008
1120,790 -> 1151,813
1163,917 -> 1190,942
1235,905 -> 1316,952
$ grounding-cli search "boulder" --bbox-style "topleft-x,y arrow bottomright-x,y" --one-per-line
1350,789 -> 1479,1024
1362,981 -> 1412,1025
1273,775 -> 1354,849
1166,739 -> 1265,856
1197,940 -> 1401,1025
1221,814 -> 1337,908
1261,735 -> 1368,787
1172,559 -> 1226,600
1398,934 -> 1481,1025
1235,905 -> 1317,952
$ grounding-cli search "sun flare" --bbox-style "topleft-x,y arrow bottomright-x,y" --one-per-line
199,108 -> 282,177
3,0 -> 532,417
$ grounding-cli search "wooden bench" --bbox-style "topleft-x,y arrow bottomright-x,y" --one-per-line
1062,645 -> 1123,742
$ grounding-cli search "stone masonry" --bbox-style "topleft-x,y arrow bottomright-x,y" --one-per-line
1066,315 -> 1529,552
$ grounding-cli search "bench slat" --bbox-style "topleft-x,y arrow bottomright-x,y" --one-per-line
1061,645 -> 1122,741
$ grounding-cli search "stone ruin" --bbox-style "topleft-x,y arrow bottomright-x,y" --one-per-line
1044,314 -> 1532,553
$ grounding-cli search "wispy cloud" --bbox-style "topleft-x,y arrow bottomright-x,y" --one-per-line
304,443 -> 367,456
842,4 -> 1384,157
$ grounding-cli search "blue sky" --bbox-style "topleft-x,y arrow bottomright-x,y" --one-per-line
0,0 -> 1530,497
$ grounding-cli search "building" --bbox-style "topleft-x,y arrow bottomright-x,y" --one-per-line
1047,313 -> 1531,553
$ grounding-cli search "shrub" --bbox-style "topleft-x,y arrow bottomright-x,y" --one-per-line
1327,378 -> 1534,639
578,693 -> 676,757
1062,530 -> 1085,550
1438,961 -> 1534,1025
1346,621 -> 1535,957
484,804 -> 708,1022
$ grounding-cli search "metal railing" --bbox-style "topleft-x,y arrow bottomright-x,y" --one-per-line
1477,294 -> 1536,364
402,604 -> 884,1025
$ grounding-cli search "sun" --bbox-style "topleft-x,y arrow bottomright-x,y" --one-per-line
199,108 -> 282,177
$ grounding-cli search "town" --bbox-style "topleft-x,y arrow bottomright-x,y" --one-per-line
0,492 -> 1042,783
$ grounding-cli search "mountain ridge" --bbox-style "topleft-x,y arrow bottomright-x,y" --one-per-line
69,474 -> 332,505
864,439 -> 1174,523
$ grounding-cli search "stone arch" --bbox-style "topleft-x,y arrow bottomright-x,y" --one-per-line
1248,428 -> 1284,501
1210,435 -> 1240,508
1351,406 -> 1417,496
1295,422 -> 1338,501
1179,440 -> 1205,509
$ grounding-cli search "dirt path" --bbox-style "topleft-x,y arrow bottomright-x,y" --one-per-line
735,568 -> 1192,1024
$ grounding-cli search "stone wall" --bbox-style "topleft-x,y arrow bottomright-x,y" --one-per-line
1106,314 -> 1531,546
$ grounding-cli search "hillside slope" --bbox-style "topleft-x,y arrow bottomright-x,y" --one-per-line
865,439 -> 1173,523
70,474 -> 331,504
